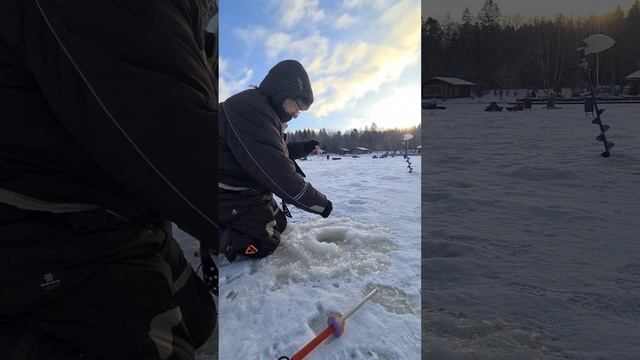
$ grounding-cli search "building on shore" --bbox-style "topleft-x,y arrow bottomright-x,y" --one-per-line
422,77 -> 476,99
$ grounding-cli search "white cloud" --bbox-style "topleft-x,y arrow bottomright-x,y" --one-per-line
278,0 -> 326,28
364,84 -> 421,129
337,84 -> 420,131
344,0 -> 392,10
342,0 -> 364,9
264,32 -> 292,60
219,58 -> 254,101
263,31 -> 331,69
237,0 -> 420,127
305,0 -> 421,118
334,14 -> 358,29
233,26 -> 267,50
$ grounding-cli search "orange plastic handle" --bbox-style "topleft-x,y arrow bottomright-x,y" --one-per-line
290,326 -> 334,360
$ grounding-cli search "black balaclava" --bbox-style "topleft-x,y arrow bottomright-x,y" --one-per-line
259,60 -> 314,122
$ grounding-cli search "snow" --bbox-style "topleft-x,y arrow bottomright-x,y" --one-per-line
423,101 -> 640,359
177,155 -> 422,359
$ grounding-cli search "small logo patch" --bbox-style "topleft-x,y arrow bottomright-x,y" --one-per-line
244,245 -> 259,255
297,77 -> 303,90
40,272 -> 61,290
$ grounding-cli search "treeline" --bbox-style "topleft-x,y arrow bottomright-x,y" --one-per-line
423,0 -> 640,94
286,123 -> 421,152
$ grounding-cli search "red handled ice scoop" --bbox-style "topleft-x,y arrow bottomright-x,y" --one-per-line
279,287 -> 379,360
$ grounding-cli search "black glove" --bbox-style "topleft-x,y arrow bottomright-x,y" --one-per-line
321,200 -> 333,218
303,139 -> 320,154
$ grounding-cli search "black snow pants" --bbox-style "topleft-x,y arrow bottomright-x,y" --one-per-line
0,204 -> 215,360
218,192 -> 287,261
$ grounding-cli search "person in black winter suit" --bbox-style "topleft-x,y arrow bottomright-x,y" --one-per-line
218,60 -> 333,261
0,0 -> 218,358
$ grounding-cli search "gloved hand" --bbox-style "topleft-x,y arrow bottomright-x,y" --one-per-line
303,139 -> 320,153
321,200 -> 333,218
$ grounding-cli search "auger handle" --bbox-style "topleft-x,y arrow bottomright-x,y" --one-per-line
290,326 -> 334,360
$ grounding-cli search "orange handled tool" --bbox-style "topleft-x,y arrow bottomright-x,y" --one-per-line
280,287 -> 379,360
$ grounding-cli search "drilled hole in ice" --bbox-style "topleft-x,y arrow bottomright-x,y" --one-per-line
269,218 -> 396,285
316,228 -> 348,244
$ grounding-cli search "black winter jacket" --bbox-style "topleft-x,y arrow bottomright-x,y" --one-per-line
0,0 -> 218,244
218,60 -> 329,219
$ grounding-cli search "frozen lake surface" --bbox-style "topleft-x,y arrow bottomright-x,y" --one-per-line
179,155 -> 422,359
422,101 -> 640,359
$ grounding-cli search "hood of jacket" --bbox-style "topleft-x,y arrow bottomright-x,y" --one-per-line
258,59 -> 313,122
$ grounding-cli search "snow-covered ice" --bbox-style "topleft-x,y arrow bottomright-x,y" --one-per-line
423,101 -> 640,359
178,155 -> 422,359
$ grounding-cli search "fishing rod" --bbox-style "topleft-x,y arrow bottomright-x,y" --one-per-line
278,287 -> 379,360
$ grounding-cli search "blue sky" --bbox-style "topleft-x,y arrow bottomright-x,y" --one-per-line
219,0 -> 421,132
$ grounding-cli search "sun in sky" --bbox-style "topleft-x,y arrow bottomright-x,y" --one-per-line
219,0 -> 421,132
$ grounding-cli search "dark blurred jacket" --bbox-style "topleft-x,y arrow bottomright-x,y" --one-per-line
0,0 -> 218,314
